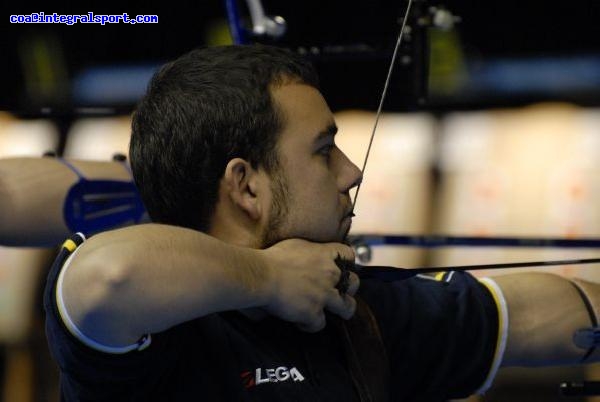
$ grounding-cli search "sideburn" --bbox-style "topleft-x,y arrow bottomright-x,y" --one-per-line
261,168 -> 290,248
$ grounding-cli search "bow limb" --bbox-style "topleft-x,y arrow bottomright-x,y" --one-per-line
347,1 -> 600,278
351,0 -> 414,211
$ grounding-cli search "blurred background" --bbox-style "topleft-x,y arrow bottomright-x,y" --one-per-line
1,0 -> 600,400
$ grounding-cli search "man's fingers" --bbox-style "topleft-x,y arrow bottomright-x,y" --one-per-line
327,243 -> 356,294
297,293 -> 356,333
325,290 -> 357,320
335,264 -> 350,293
296,311 -> 326,333
331,243 -> 355,263
346,272 -> 360,296
340,295 -> 357,320
263,239 -> 359,330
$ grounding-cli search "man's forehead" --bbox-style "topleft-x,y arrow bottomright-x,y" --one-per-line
271,83 -> 336,141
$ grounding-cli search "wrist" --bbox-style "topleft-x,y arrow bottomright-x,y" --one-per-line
238,247 -> 275,309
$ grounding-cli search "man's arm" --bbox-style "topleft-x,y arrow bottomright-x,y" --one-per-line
61,223 -> 358,348
493,272 -> 600,366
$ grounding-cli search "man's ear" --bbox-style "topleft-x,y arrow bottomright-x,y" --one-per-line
222,158 -> 262,221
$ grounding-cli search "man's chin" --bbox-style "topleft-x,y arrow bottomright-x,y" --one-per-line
319,221 -> 353,244
261,223 -> 351,248
341,218 -> 353,241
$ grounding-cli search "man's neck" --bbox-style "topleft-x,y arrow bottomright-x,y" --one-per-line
208,220 -> 262,249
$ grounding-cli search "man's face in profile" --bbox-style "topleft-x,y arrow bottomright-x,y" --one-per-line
260,83 -> 362,247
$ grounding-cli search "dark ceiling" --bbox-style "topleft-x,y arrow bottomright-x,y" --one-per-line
2,0 -> 600,112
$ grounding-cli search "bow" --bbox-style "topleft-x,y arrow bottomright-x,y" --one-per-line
346,6 -> 600,394
346,0 -> 600,281
222,0 -> 600,278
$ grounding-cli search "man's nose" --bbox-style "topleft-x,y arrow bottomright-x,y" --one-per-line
336,148 -> 363,193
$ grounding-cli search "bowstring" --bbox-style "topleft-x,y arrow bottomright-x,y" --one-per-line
352,0 -> 414,210
347,3 -> 600,272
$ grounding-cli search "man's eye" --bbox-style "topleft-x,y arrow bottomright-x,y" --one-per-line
318,145 -> 334,157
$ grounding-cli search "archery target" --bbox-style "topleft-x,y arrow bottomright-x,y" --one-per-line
335,110 -> 436,267
432,103 -> 600,281
63,116 -> 132,160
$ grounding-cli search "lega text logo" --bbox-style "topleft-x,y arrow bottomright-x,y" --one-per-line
241,366 -> 305,388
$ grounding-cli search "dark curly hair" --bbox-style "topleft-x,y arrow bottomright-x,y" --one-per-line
130,45 -> 319,232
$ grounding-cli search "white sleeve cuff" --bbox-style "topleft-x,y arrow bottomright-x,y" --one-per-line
55,245 -> 151,354
475,277 -> 509,395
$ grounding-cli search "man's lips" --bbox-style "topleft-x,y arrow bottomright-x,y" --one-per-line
342,210 -> 356,220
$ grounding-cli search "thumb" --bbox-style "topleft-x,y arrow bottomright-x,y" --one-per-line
329,243 -> 355,263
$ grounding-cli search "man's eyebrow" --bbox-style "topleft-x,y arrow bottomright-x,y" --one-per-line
314,124 -> 338,141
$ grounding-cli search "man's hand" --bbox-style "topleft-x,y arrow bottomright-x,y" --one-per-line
261,239 -> 359,332
61,226 -> 359,347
